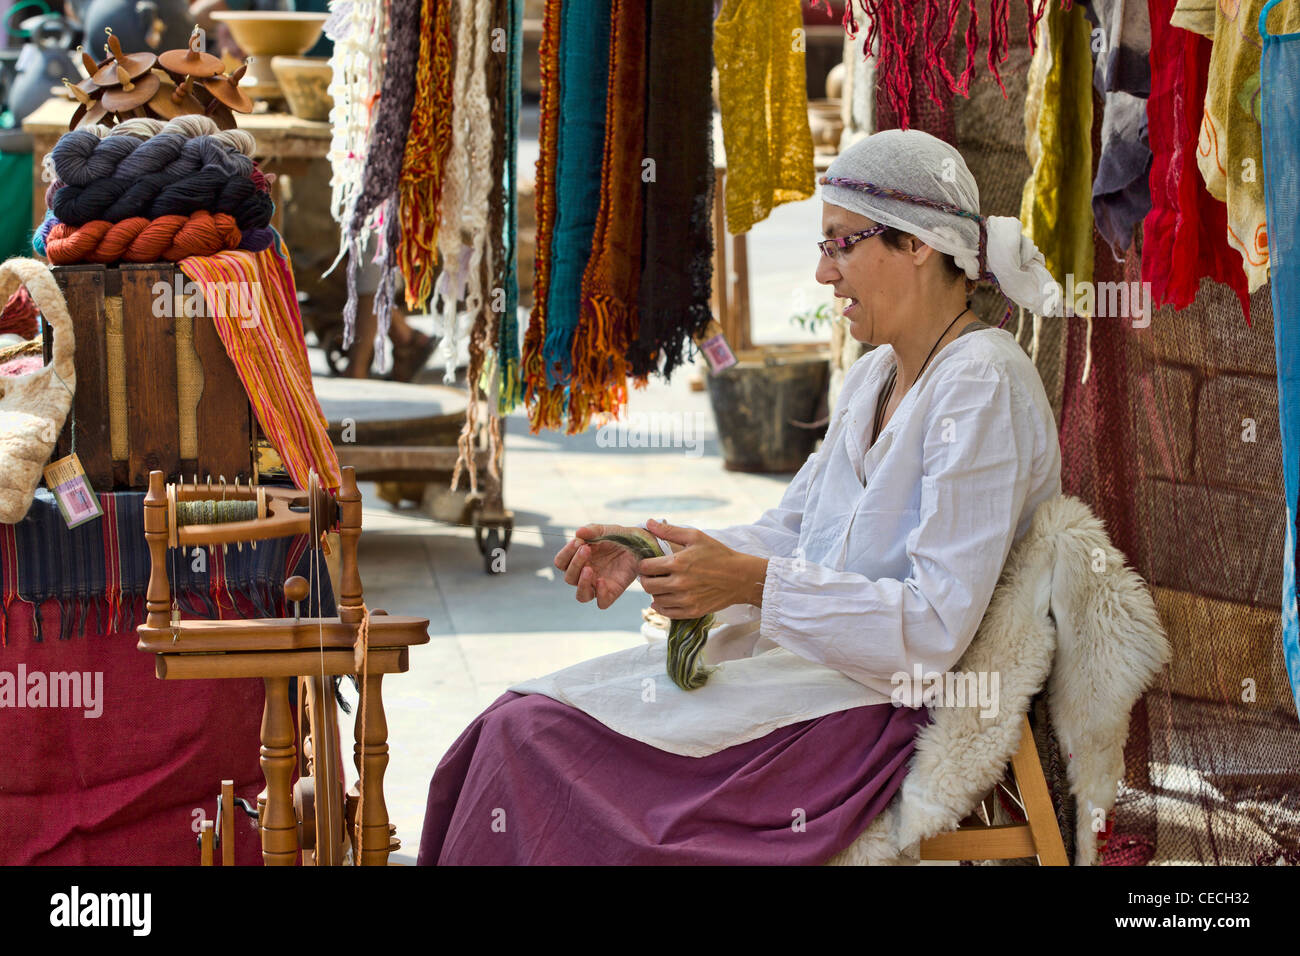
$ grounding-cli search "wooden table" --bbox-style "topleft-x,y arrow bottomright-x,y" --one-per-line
23,96 -> 331,233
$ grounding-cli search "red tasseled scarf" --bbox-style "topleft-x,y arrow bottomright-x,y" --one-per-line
828,0 -> 1059,130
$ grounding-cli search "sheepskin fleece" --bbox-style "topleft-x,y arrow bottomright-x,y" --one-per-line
827,493 -> 1170,865
0,258 -> 75,524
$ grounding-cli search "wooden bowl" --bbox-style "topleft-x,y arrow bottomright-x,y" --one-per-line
210,11 -> 327,99
270,56 -> 332,121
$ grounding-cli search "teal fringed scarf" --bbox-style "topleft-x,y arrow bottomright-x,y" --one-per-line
541,0 -> 611,390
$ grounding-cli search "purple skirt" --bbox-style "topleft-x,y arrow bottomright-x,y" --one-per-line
417,691 -> 931,865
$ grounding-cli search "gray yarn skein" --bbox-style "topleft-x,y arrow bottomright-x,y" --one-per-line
52,132 -> 254,187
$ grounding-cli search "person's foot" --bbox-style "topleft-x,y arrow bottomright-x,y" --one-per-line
388,331 -> 436,382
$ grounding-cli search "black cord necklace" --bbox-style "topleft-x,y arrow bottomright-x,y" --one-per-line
873,305 -> 971,444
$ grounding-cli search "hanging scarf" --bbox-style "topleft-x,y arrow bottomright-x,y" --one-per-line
1142,0 -> 1249,321
520,0 -> 563,428
1197,0 -> 1300,294
496,0 -> 525,415
430,0 -> 495,389
713,0 -> 816,234
874,0 -> 957,140
526,0 -> 612,431
1259,0 -> 1300,715
396,0 -> 454,314
1083,0 -> 1152,254
631,0 -> 715,383
338,0 -> 421,353
178,238 -> 342,493
1020,0 -> 1095,377
562,0 -> 648,434
842,0 -> 1054,130
325,0 -> 387,269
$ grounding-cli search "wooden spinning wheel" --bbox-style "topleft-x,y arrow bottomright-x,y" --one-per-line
137,466 -> 429,865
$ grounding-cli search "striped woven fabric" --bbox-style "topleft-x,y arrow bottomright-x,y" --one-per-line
0,490 -> 317,645
177,236 -> 343,493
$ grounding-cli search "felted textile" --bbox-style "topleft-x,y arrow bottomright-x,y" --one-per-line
1142,0 -> 1250,321
1020,0 -> 1094,309
177,239 -> 342,493
1259,0 -> 1300,713
630,0 -> 715,383
1197,0 -> 1300,291
713,0 -> 816,235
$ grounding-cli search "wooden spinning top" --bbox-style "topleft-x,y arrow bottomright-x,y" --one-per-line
73,47 -> 108,94
205,100 -> 237,130
102,65 -> 161,111
202,63 -> 253,114
159,26 -> 224,78
93,29 -> 158,85
64,79 -> 108,129
147,70 -> 203,118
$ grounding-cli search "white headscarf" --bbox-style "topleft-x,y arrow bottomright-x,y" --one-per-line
819,129 -> 1056,317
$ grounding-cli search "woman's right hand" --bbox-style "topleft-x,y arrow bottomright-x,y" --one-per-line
553,524 -> 644,609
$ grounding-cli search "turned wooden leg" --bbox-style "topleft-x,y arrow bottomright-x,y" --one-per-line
144,471 -> 171,629
353,673 -> 390,865
260,676 -> 299,865
221,779 -> 235,867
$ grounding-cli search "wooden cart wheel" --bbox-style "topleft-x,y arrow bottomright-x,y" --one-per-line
294,675 -> 347,865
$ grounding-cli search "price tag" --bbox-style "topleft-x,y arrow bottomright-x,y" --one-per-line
692,319 -> 737,373
43,454 -> 103,529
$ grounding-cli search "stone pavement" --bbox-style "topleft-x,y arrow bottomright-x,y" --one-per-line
330,350 -> 794,863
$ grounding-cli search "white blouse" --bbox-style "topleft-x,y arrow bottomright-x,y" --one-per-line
511,327 -> 1063,756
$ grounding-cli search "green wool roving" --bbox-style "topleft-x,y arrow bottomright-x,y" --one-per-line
587,531 -> 715,691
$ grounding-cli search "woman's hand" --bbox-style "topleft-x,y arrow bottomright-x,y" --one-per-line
553,525 -> 644,609
636,519 -> 769,618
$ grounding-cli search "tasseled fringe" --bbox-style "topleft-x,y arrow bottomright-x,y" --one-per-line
567,293 -> 632,433
845,0 -> 1060,129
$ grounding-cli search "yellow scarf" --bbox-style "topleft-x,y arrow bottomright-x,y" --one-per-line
713,0 -> 816,235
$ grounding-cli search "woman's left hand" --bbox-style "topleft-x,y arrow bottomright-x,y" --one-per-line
636,519 -> 768,618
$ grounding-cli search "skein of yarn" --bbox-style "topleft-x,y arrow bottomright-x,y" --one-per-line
51,131 -> 257,187
45,211 -> 243,264
52,166 -> 273,230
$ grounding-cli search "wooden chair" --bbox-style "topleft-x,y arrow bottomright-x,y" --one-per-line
917,713 -> 1069,865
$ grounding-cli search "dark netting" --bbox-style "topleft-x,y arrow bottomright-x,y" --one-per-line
1059,258 -> 1300,865
874,0 -> 1299,863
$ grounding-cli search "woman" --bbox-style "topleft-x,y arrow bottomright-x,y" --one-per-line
417,128 -> 1062,865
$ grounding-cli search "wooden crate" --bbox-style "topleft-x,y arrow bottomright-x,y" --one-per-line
43,263 -> 257,491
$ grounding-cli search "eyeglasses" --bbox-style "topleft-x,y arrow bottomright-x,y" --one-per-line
817,223 -> 888,259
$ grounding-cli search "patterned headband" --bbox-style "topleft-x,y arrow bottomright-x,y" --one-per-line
817,174 -> 1014,328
